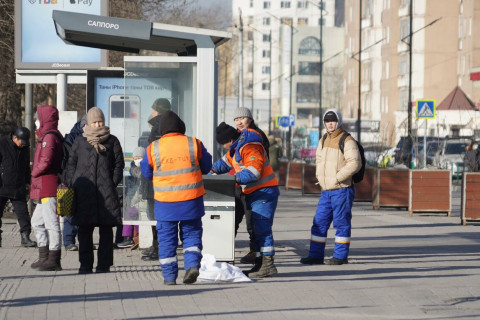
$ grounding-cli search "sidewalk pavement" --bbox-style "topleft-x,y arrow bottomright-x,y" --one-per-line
1,188 -> 479,319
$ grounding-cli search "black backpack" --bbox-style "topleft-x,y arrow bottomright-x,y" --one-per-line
40,131 -> 69,183
322,132 -> 366,184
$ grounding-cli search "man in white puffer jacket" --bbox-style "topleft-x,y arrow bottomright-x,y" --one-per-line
300,109 -> 361,265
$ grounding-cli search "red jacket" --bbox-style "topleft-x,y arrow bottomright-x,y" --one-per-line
30,105 -> 63,200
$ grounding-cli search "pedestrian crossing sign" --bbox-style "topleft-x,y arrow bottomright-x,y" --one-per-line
416,100 -> 436,119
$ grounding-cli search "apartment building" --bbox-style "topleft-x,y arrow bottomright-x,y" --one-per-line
344,0 -> 480,146
230,0 -> 344,131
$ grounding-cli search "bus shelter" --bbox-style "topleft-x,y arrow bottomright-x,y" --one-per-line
53,11 -> 235,260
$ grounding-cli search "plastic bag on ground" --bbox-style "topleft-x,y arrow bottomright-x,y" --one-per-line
197,254 -> 252,283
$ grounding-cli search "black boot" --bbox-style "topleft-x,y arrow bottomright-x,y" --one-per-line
243,256 -> 262,276
21,232 -> 37,247
31,246 -> 49,269
248,255 -> 278,278
39,249 -> 62,271
183,267 -> 200,284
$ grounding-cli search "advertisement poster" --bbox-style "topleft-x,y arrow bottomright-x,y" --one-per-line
16,0 -> 105,68
92,76 -> 172,158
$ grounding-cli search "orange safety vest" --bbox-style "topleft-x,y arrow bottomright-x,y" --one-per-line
226,141 -> 278,194
149,133 -> 205,202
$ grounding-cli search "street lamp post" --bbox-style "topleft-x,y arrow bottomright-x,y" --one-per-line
267,12 -> 296,159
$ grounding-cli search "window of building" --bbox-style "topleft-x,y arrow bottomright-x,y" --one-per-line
247,80 -> 253,89
262,82 -> 270,90
318,1 -> 325,10
263,17 -> 271,25
281,1 -> 291,8
248,63 -> 253,73
262,50 -> 271,58
297,1 -> 309,8
399,90 -> 408,111
281,17 -> 293,25
262,66 -> 271,74
298,36 -> 321,55
250,0 -> 254,8
298,62 -> 320,75
298,17 -> 308,26
400,0 -> 409,7
399,54 -> 408,76
363,62 -> 371,81
400,19 -> 410,41
263,1 -> 271,9
296,83 -> 320,102
318,18 -> 325,26
263,34 -> 271,41
247,31 -> 253,41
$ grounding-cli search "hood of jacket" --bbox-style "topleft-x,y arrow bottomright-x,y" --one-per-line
323,108 -> 343,129
230,128 -> 263,162
148,115 -> 162,143
36,105 -> 59,138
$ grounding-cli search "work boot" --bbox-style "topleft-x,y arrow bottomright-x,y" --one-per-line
300,256 -> 324,265
243,256 -> 262,277
248,256 -> 278,278
39,250 -> 62,271
20,232 -> 37,247
240,251 -> 256,264
164,280 -> 176,285
141,246 -> 154,256
183,267 -> 200,284
325,257 -> 348,265
31,246 -> 49,269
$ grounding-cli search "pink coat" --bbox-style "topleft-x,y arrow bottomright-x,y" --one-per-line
30,105 -> 63,200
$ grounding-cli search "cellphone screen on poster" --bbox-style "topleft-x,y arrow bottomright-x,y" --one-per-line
109,94 -> 141,159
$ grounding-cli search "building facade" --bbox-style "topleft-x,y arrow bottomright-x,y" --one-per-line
230,0 -> 344,132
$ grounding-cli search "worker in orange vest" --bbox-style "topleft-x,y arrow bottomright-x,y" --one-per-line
141,111 -> 212,285
212,126 -> 280,278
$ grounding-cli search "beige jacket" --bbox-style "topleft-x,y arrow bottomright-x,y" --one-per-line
315,128 -> 362,191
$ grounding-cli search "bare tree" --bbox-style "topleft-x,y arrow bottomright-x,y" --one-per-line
0,0 -> 23,135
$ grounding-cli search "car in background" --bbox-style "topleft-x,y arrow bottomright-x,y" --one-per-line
394,136 -> 445,166
435,138 -> 471,178
413,140 -> 441,167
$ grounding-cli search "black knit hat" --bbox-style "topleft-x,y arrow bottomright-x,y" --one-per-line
159,111 -> 186,136
216,122 -> 240,144
323,110 -> 338,122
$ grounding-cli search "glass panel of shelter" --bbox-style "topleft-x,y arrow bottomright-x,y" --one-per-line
121,59 -> 197,223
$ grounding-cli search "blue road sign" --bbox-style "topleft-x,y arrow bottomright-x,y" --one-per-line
279,116 -> 290,128
289,114 -> 295,126
416,100 -> 436,119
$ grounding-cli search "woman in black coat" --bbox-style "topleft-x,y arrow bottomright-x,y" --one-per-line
65,107 -> 124,274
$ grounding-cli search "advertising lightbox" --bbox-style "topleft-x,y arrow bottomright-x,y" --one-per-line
14,0 -> 107,69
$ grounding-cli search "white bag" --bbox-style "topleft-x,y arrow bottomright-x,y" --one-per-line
197,254 -> 252,283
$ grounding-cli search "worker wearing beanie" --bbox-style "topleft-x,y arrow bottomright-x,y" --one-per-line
214,122 -> 249,239
300,108 -> 361,266
141,111 -> 212,285
212,116 -> 280,278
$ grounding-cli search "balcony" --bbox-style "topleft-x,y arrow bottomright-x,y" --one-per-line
398,6 -> 408,17
397,41 -> 408,53
361,80 -> 371,92
397,74 -> 408,88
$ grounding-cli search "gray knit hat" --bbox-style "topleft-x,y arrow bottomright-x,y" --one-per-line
151,98 -> 171,114
233,107 -> 253,120
133,146 -> 145,158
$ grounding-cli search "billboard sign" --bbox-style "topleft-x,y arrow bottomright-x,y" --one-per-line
14,0 -> 108,69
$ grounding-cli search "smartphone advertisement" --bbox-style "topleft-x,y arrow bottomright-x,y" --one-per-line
15,0 -> 107,69
88,73 -> 172,159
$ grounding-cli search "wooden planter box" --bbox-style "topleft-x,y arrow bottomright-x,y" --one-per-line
373,169 -> 410,209
277,161 -> 288,186
409,170 -> 451,216
302,164 -> 321,195
354,167 -> 375,202
285,162 -> 304,190
461,172 -> 480,225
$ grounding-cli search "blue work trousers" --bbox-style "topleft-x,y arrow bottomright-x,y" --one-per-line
309,186 -> 354,260
245,186 -> 279,257
157,219 -> 203,282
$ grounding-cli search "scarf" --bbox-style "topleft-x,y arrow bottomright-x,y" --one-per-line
82,126 -> 110,153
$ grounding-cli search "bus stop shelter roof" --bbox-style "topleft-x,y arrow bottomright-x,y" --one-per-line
52,10 -> 231,56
